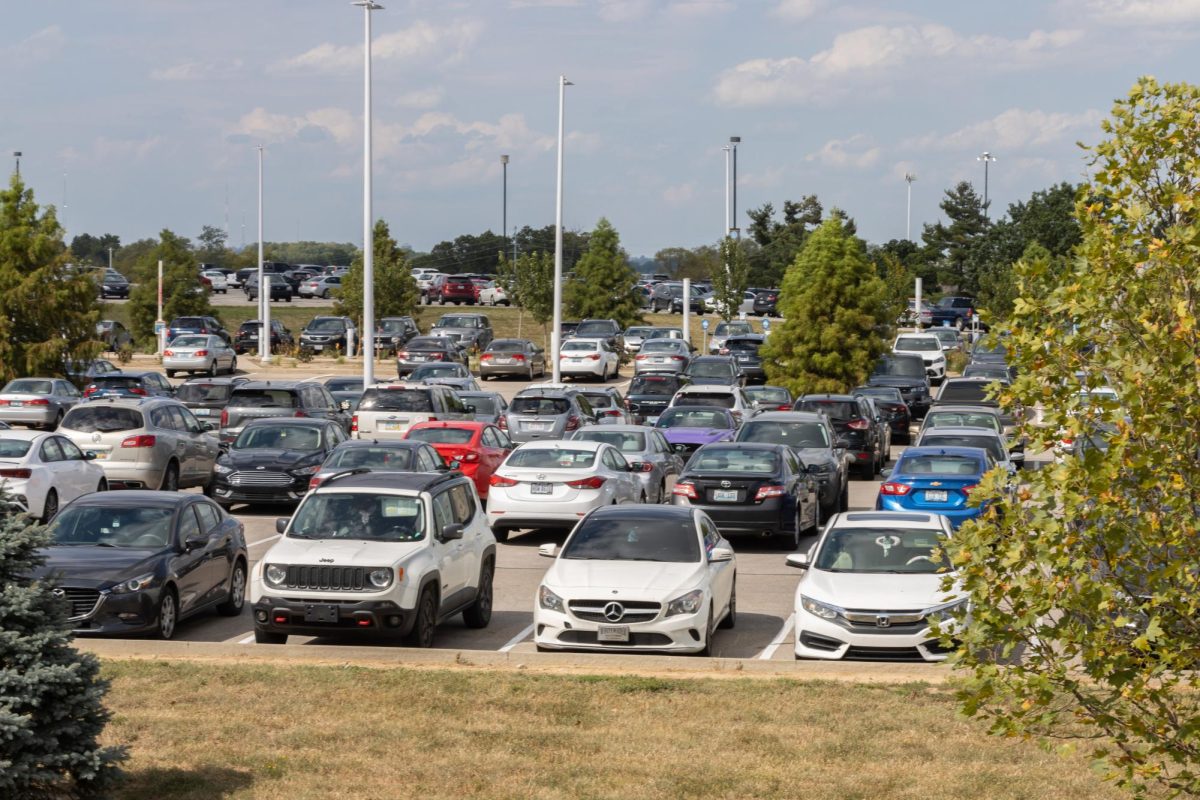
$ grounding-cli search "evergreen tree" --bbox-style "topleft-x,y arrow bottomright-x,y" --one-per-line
333,220 -> 419,331
760,215 -> 889,395
710,237 -> 750,321
127,230 -> 218,344
0,492 -> 126,797
744,195 -> 824,287
565,219 -> 643,327
0,175 -> 101,383
921,181 -> 990,292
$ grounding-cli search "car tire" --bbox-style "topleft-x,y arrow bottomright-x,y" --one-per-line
405,587 -> 437,647
491,527 -> 509,543
462,561 -> 493,629
165,370 -> 175,379
217,560 -> 247,617
208,362 -> 218,378
254,628 -> 287,644
839,479 -> 850,512
657,481 -> 667,503
322,290 -> 330,299
153,589 -> 178,640
285,296 -> 292,303
47,409 -> 64,431
41,489 -> 58,524
719,585 -> 736,629
160,461 -> 180,492
229,357 -> 238,374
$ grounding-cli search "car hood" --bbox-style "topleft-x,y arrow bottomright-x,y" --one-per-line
547,559 -> 704,596
264,535 -> 425,566
802,569 -> 958,610
868,375 -> 927,390
222,448 -> 322,470
660,428 -> 733,445
34,546 -> 164,586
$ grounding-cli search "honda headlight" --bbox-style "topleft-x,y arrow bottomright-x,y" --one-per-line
368,568 -> 393,589
538,585 -> 564,613
800,595 -> 840,620
927,598 -> 969,626
111,572 -> 157,594
264,564 -> 287,587
666,589 -> 705,617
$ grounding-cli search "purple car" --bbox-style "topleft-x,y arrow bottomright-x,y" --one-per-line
654,405 -> 738,464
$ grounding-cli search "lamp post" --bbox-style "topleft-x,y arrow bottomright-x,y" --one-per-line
723,144 -> 732,237
977,151 -> 996,218
107,247 -> 113,271
905,172 -> 917,241
12,152 -> 20,176
729,136 -> 741,238
551,75 -> 572,383
257,144 -> 271,365
501,154 -> 509,250
355,0 -> 383,385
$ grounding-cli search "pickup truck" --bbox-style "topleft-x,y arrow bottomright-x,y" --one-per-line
925,296 -> 988,331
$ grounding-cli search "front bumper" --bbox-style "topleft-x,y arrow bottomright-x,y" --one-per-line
68,587 -> 164,637
794,607 -> 953,662
210,476 -> 309,505
534,602 -> 709,653
253,596 -> 413,638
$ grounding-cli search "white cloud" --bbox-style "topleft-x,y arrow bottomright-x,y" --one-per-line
806,135 -> 881,168
598,0 -> 654,22
713,24 -> 1083,106
667,1 -> 734,17
229,107 -> 358,146
4,25 -> 64,63
905,108 -> 1103,151
772,0 -> 824,20
662,182 -> 697,205
270,19 -> 484,75
393,87 -> 445,109
151,59 -> 243,81
1081,0 -> 1200,24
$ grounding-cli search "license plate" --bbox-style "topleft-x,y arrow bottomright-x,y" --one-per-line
597,625 -> 630,642
89,450 -> 108,460
925,490 -> 948,502
380,420 -> 405,431
192,408 -> 210,416
494,358 -> 513,364
713,489 -> 739,502
9,401 -> 22,407
570,358 -> 584,364
531,482 -> 553,495
312,344 -> 323,351
527,421 -> 551,431
411,355 -> 427,361
653,357 -> 665,363
303,604 -> 339,623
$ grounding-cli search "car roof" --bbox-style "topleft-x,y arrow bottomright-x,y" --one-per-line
665,404 -> 732,415
835,511 -> 942,528
95,371 -> 157,379
408,420 -> 487,431
242,417 -> 332,429
181,376 -> 247,386
799,393 -> 856,401
520,439 -> 605,451
332,439 -> 426,449
0,429 -> 46,441
574,424 -> 652,434
700,441 -> 785,452
919,427 -> 1003,439
926,404 -> 1001,415
898,445 -> 990,460
677,385 -> 736,394
233,380 -> 304,390
69,490 -> 199,509
562,337 -> 605,345
690,355 -> 736,362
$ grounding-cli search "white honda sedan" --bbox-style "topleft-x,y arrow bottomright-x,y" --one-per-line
788,510 -> 966,662
535,504 -> 736,654
0,430 -> 108,522
485,440 -> 641,541
558,338 -> 620,381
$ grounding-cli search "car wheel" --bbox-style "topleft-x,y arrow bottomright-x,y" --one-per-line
955,318 -> 965,331
160,461 -> 180,492
41,489 -> 58,524
154,589 -> 178,640
208,361 -> 217,378
322,289 -> 330,299
719,584 -> 736,629
217,560 -> 247,616
439,296 -> 446,305
839,479 -> 850,512
462,562 -> 493,629
47,409 -> 64,431
255,628 -> 287,644
405,587 -> 437,647
165,369 -> 175,379
639,491 -> 647,504
229,357 -> 238,374
528,365 -> 535,381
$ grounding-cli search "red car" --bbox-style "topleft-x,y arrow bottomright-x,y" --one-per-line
403,421 -> 513,500
430,274 -> 479,305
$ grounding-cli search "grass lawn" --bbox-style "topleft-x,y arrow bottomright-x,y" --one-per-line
100,660 -> 1124,800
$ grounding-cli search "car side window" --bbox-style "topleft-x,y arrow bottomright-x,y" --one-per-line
447,483 -> 475,524
39,437 -> 65,463
575,396 -> 594,417
431,491 -> 454,537
57,437 -> 85,460
701,518 -> 722,551
481,428 -> 499,448
445,391 -> 466,413
195,502 -> 221,533
416,448 -> 437,471
148,407 -> 173,430
318,388 -> 337,410
177,505 -> 202,545
168,406 -> 193,432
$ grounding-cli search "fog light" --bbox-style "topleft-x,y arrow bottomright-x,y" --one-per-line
255,610 -> 268,622
117,613 -> 139,621
387,615 -> 401,627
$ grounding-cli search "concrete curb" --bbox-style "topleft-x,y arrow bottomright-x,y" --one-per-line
80,639 -> 953,684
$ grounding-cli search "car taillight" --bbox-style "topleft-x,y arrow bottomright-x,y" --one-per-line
879,482 -> 911,496
630,461 -> 654,473
163,349 -> 174,356
961,484 -> 977,496
635,354 -> 647,360
776,404 -> 792,410
294,410 -> 308,418
25,399 -> 49,406
754,484 -> 786,501
512,354 -> 526,361
0,468 -> 32,479
566,476 -> 606,490
129,388 -> 147,396
83,386 -> 96,396
588,354 -> 600,361
430,353 -> 445,360
497,416 -> 507,430
195,350 -> 209,357
220,408 -> 229,426
120,435 -> 156,448
847,419 -> 870,430
461,452 -> 479,462
489,474 -> 518,487
351,414 -> 358,432
601,410 -> 622,417
480,353 -> 493,360
671,355 -> 686,361
564,415 -> 580,431
308,476 -> 323,490
719,348 -> 729,355
672,481 -> 698,499
397,351 -> 409,359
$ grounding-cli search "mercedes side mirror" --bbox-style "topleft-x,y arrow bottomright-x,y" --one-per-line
709,546 -> 734,563
785,553 -> 809,569
538,543 -> 558,558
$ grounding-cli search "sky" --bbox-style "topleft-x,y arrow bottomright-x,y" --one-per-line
4,0 -> 1198,258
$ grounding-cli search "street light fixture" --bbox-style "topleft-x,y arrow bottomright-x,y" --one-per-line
977,151 -> 996,218
354,0 -> 384,385
551,75 -> 572,383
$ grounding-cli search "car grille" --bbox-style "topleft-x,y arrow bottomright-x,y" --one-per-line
228,471 -> 293,487
556,630 -> 673,646
59,588 -> 101,620
282,565 -> 376,592
843,645 -> 927,662
568,599 -> 661,623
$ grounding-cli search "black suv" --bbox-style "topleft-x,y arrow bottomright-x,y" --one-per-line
624,372 -> 690,425
793,394 -> 884,479
867,353 -> 932,419
722,334 -> 766,384
571,319 -> 624,353
175,376 -> 250,423
300,317 -> 357,356
219,380 -> 351,444
235,320 -> 294,354
752,289 -> 780,317
244,272 -> 293,302
375,316 -> 420,355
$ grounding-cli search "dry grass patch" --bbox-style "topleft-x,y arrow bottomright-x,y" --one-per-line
101,660 -> 1124,800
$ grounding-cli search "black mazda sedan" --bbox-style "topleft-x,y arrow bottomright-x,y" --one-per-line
36,491 -> 248,639
209,418 -> 348,508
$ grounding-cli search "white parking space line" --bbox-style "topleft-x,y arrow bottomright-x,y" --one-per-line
498,622 -> 535,652
222,631 -> 253,643
757,613 -> 795,660
248,534 -> 280,549
237,633 -> 256,645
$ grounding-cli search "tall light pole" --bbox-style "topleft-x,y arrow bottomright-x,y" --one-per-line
905,172 -> 917,241
355,0 -> 383,385
501,154 -> 509,248
722,144 -> 732,237
729,136 -> 741,238
977,151 -> 996,218
551,75 -> 572,383
107,247 -> 113,271
257,145 -> 271,364
12,152 -> 20,176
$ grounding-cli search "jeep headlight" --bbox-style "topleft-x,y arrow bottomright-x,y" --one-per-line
666,589 -> 705,617
538,585 -> 564,613
111,572 -> 157,594
264,564 -> 287,586
368,568 -> 393,589
801,595 -> 840,620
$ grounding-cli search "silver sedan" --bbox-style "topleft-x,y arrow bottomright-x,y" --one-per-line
568,424 -> 683,503
163,334 -> 238,378
0,378 -> 83,430
633,339 -> 692,375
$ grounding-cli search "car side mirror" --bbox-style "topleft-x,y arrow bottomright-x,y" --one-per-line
200,421 -> 218,432
184,534 -> 210,552
538,543 -> 558,558
440,523 -> 464,541
785,552 -> 809,569
709,546 -> 734,563
672,443 -> 688,454
82,451 -> 97,461
339,400 -> 351,412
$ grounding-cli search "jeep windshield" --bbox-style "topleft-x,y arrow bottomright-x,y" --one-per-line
288,493 -> 425,542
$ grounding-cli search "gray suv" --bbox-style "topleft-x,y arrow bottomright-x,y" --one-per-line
220,381 -> 350,444
429,313 -> 493,352
502,386 -> 598,443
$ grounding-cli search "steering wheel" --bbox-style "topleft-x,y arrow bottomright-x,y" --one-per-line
905,555 -> 936,566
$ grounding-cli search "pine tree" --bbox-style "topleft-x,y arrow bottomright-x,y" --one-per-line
760,215 -> 889,395
0,175 -> 102,383
0,493 -> 126,797
128,230 -> 219,344
564,218 -> 643,328
333,219 -> 419,330
921,181 -> 989,292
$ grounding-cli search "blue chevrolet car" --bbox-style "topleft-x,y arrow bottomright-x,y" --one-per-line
875,446 -> 995,529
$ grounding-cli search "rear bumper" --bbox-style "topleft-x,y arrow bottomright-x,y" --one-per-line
672,496 -> 790,535
0,407 -> 57,425
875,497 -> 980,528
94,462 -> 163,490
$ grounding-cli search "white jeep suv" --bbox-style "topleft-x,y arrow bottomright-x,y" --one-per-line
250,470 -> 496,646
892,333 -> 947,383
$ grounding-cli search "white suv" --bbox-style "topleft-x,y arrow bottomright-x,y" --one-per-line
352,383 -> 470,440
892,334 -> 947,382
250,470 -> 496,646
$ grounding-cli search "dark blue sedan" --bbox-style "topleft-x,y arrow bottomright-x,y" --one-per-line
876,446 -> 995,529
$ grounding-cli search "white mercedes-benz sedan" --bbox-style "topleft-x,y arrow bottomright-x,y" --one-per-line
534,504 -> 736,655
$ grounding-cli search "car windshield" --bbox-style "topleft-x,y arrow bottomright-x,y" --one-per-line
714,322 -> 752,336
924,411 -> 1001,432
896,337 -> 940,352
725,339 -> 761,353
962,366 -> 1009,380
744,387 -> 790,405
561,341 -> 597,353
405,427 -> 475,445
738,421 -> 829,448
411,364 -> 463,378
628,376 -> 680,395
325,378 -> 363,392
573,431 -> 645,453
873,356 -> 925,378
855,387 -> 902,402
644,329 -> 681,340
938,382 -> 993,404
505,448 -> 596,469
931,330 -> 960,345
437,316 -> 481,328
797,400 -> 857,420
289,493 -> 425,542
175,383 -> 233,403
324,446 -> 415,470
234,425 -> 322,451
0,439 -> 33,458
624,327 -> 654,338
688,361 -> 733,378
510,396 -> 569,415
169,335 -> 208,348
378,319 -> 409,333
50,506 -> 175,548
63,406 -> 143,433
561,516 -> 700,562
4,379 -> 53,394
814,527 -> 951,574
306,318 -> 345,333
575,322 -> 614,337
173,318 -> 205,328
640,341 -> 682,354
674,392 -> 734,409
657,408 -> 730,429
920,435 -> 1005,461
91,377 -> 143,391
461,396 -> 498,415
230,390 -> 299,409
359,389 -> 433,412
487,341 -> 526,353
407,338 -> 450,351
691,448 -> 778,473
895,454 -> 984,475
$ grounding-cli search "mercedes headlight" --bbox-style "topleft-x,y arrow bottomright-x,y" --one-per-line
368,568 -> 393,589
666,589 -> 705,617
538,585 -> 564,613
111,572 -> 157,594
264,564 -> 287,587
801,595 -> 840,620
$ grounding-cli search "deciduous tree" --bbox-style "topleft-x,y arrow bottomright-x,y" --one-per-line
127,230 -> 218,344
921,181 -> 989,292
709,237 -> 750,321
333,219 -> 419,330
